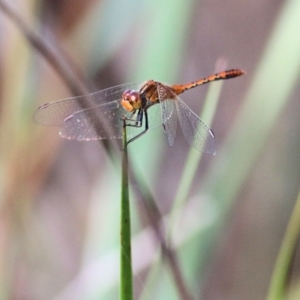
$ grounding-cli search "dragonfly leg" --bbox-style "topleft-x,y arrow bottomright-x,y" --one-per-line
127,110 -> 149,144
121,109 -> 143,127
127,111 -> 143,127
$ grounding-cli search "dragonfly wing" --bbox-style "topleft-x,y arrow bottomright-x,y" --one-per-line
33,83 -> 138,126
60,100 -> 163,141
175,98 -> 216,154
34,83 -> 142,141
160,99 -> 177,146
59,101 -> 124,140
157,84 -> 177,146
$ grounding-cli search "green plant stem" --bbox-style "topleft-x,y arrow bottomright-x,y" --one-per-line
120,122 -> 133,300
267,189 -> 300,300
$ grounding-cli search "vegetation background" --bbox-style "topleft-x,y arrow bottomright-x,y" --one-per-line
0,0 -> 300,299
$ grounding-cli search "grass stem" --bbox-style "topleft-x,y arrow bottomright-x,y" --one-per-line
120,120 -> 133,300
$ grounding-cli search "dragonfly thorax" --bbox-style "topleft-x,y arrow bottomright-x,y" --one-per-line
121,89 -> 143,112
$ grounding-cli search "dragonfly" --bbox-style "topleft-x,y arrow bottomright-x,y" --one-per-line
34,69 -> 245,154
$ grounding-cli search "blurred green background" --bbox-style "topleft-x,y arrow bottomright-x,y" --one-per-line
0,0 -> 300,299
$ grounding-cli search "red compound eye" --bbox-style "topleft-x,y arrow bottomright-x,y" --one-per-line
121,89 -> 142,112
122,89 -> 131,100
128,91 -> 140,103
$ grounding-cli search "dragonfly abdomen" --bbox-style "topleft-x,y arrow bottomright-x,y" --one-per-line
171,69 -> 245,95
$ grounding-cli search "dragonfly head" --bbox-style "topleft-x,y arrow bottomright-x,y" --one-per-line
121,89 -> 142,112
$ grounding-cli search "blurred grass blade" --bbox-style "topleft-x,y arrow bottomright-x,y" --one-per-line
267,189 -> 300,300
168,78 -> 224,237
202,0 -> 300,213
120,121 -> 133,300
194,0 -> 300,294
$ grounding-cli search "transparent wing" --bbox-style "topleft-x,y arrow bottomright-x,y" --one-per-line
34,83 -> 165,141
59,100 -> 123,140
175,97 -> 216,154
33,83 -> 138,126
157,84 -> 177,147
160,99 -> 177,146
59,100 -> 166,141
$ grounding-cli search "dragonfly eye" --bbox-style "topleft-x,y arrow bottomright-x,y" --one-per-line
121,90 -> 142,112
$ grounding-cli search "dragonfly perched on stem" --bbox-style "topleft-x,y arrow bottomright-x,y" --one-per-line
34,69 -> 245,154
